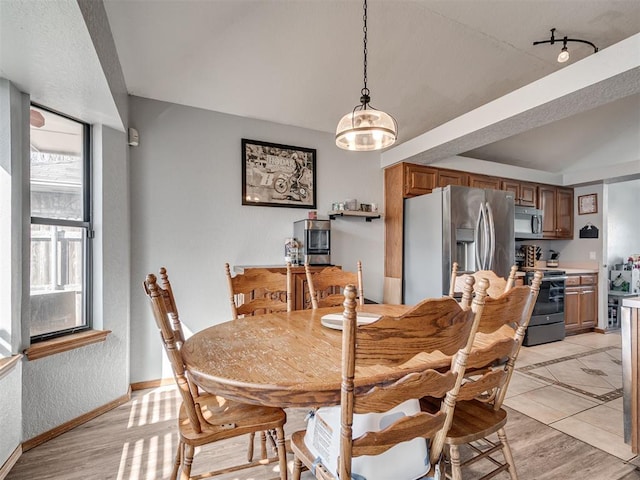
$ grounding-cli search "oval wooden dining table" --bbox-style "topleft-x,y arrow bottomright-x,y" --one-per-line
181,304 -> 448,409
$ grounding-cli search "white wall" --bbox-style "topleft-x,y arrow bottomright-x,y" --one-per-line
0,362 -> 21,467
0,79 -> 26,473
556,184 -> 604,266
606,179 -> 640,266
128,95 -> 385,383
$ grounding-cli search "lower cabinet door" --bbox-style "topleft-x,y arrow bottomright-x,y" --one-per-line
580,288 -> 597,328
564,287 -> 581,330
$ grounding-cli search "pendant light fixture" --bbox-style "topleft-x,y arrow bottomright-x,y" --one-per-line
336,0 -> 397,151
533,28 -> 598,64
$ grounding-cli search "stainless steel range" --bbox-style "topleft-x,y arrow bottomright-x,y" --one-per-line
522,270 -> 567,346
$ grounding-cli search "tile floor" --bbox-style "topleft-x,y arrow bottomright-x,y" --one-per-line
506,330 -> 638,463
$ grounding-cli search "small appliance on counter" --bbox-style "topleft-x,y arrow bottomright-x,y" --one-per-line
547,250 -> 560,268
293,219 -> 331,265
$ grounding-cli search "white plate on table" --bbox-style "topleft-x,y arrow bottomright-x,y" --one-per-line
320,312 -> 382,330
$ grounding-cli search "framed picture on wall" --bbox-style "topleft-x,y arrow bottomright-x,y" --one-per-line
242,139 -> 317,208
578,193 -> 598,215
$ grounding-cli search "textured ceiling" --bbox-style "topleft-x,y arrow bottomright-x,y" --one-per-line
102,0 -> 640,173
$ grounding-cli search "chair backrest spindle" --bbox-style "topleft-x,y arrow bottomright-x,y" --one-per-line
143,273 -> 202,433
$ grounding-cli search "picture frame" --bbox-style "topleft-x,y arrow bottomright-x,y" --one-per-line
242,139 -> 317,209
578,193 -> 598,215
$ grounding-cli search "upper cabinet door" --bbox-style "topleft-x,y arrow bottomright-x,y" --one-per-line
556,188 -> 574,238
437,169 -> 468,188
501,180 -> 537,207
538,185 -> 557,238
404,164 -> 437,197
538,185 -> 574,239
519,183 -> 538,207
468,173 -> 501,190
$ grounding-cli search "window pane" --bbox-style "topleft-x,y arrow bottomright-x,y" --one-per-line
30,224 -> 86,337
30,106 -> 84,221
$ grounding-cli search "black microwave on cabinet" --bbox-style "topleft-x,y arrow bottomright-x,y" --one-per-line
515,206 -> 543,239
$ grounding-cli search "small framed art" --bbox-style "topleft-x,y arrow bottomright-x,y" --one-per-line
578,193 -> 597,215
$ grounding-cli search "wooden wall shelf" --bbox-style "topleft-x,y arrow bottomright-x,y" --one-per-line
328,211 -> 382,222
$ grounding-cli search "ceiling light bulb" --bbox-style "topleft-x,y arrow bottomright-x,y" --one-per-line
557,47 -> 569,63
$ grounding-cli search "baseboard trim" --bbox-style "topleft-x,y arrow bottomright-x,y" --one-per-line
130,378 -> 174,391
0,445 -> 21,480
22,387 -> 131,452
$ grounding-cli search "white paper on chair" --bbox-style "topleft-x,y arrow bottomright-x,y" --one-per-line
320,312 -> 381,330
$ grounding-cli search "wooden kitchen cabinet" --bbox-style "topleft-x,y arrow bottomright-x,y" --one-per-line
383,161 -> 575,304
565,273 -> 598,334
539,185 -> 573,239
468,173 -> 502,190
403,164 -> 438,197
437,169 -> 468,187
501,180 -> 537,207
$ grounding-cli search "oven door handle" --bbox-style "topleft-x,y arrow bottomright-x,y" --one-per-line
540,275 -> 568,282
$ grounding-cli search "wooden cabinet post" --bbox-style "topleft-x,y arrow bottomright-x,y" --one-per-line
384,164 -> 405,304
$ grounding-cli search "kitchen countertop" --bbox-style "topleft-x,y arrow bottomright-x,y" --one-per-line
622,296 -> 640,308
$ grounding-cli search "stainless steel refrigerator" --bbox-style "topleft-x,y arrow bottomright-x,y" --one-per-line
403,185 -> 515,304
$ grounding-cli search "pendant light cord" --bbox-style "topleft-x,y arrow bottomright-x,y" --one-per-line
361,0 -> 370,105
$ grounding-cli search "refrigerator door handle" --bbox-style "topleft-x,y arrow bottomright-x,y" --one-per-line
481,202 -> 490,269
485,201 -> 496,271
475,204 -> 483,270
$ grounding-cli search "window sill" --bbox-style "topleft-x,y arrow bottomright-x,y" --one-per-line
25,330 -> 111,361
0,354 -> 22,381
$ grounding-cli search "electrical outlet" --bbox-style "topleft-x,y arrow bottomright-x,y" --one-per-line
589,251 -> 596,260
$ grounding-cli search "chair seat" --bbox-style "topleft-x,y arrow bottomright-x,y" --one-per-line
179,394 -> 287,447
290,431 -> 323,475
420,398 -> 507,446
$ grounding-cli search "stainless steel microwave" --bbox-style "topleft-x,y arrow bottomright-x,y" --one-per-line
514,206 -> 543,239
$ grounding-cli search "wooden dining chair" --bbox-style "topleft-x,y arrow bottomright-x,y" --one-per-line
225,263 -> 293,318
291,277 -> 490,480
224,262 -> 292,459
304,261 -> 364,309
449,262 -> 519,299
422,270 -> 543,480
143,272 -> 288,480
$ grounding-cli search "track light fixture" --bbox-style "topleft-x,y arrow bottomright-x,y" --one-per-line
533,28 -> 598,63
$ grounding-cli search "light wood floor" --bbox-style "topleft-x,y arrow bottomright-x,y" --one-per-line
6,385 -> 640,480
